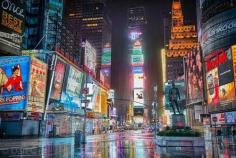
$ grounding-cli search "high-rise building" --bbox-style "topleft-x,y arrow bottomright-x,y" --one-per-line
128,6 -> 147,125
64,0 -> 111,79
166,0 -> 198,81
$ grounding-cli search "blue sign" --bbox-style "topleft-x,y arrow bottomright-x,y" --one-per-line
225,111 -> 236,124
0,56 -> 30,110
132,67 -> 143,74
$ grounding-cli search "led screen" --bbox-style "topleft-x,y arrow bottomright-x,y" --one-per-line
133,73 -> 144,88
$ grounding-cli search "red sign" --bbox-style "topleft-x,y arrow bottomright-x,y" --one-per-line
206,50 -> 227,72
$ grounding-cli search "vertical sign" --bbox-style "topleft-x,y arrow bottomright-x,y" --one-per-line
0,0 -> 25,53
231,45 -> 236,81
28,58 -> 48,113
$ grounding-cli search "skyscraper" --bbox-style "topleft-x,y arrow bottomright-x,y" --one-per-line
166,0 -> 198,81
64,0 -> 111,79
128,6 -> 147,125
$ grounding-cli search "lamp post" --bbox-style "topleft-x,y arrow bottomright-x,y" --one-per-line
153,85 -> 158,137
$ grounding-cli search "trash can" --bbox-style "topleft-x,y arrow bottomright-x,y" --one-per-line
74,130 -> 81,146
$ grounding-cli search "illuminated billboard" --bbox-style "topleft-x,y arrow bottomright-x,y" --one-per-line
0,0 -> 25,53
101,47 -> 111,67
50,57 -> 66,100
133,89 -> 144,107
0,56 -> 30,111
84,40 -> 96,74
60,66 -> 83,112
27,58 -> 48,113
133,73 -> 144,88
132,67 -> 143,74
131,54 -> 144,66
186,49 -> 203,104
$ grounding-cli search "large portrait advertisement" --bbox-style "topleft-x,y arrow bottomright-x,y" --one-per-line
0,56 -> 30,110
27,58 -> 48,113
60,66 -> 83,112
186,49 -> 204,104
205,47 -> 236,107
50,57 -> 66,100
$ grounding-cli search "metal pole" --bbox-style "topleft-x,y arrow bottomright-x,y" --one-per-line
154,85 -> 158,137
82,72 -> 87,144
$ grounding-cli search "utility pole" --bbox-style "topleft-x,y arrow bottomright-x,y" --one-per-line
153,85 -> 158,137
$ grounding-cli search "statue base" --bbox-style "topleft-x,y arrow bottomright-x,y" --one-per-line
171,114 -> 185,128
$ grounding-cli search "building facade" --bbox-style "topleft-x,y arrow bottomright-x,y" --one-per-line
166,0 -> 198,81
64,0 -> 111,80
198,0 -> 236,137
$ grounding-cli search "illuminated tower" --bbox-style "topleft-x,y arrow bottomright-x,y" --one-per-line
128,6 -> 147,125
166,0 -> 198,81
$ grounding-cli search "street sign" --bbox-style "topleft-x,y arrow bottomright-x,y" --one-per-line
81,99 -> 90,103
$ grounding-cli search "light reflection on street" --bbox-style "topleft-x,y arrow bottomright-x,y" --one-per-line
1,131 -> 236,157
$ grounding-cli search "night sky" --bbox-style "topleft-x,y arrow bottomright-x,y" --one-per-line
108,0 -> 196,118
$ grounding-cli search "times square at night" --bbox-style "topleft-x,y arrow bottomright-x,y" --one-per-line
0,0 -> 236,158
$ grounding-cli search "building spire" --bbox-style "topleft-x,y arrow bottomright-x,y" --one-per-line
171,0 -> 184,27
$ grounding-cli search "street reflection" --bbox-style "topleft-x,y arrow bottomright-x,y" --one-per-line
1,131 -> 236,158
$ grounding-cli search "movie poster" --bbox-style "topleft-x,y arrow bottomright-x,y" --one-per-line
219,82 -> 235,102
27,58 -> 48,113
50,57 -> 65,100
0,56 -> 30,110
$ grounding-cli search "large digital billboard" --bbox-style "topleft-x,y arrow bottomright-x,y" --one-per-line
60,66 -> 83,112
0,0 -> 25,54
133,73 -> 144,88
205,47 -> 235,106
84,40 -> 96,75
0,56 -> 30,110
50,57 -> 66,100
133,89 -> 144,107
27,58 -> 48,113
101,47 -> 111,67
186,49 -> 204,104
131,54 -> 144,66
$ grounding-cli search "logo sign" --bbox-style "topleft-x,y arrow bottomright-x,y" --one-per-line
129,31 -> 142,40
131,54 -> 144,66
0,0 -> 25,53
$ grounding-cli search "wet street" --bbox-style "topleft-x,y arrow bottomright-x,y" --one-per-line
0,130 -> 235,158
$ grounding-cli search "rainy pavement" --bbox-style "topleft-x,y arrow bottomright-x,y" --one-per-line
0,130 -> 235,158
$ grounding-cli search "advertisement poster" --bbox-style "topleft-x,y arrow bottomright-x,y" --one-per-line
133,89 -> 144,107
207,87 -> 219,106
218,60 -> 234,86
84,40 -> 96,74
0,56 -> 30,110
131,54 -> 144,66
0,0 -> 25,53
219,82 -> 235,102
101,89 -> 108,116
50,57 -> 65,100
101,47 -> 111,67
66,66 -> 83,96
133,73 -> 144,88
225,111 -> 236,124
211,113 -> 225,125
28,58 -> 48,113
206,68 -> 219,90
60,66 -> 83,112
232,45 -> 236,80
186,49 -> 203,104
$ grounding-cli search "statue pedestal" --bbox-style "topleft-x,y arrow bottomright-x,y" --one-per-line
171,114 -> 185,128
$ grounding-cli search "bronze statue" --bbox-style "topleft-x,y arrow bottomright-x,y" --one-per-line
168,81 -> 181,114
